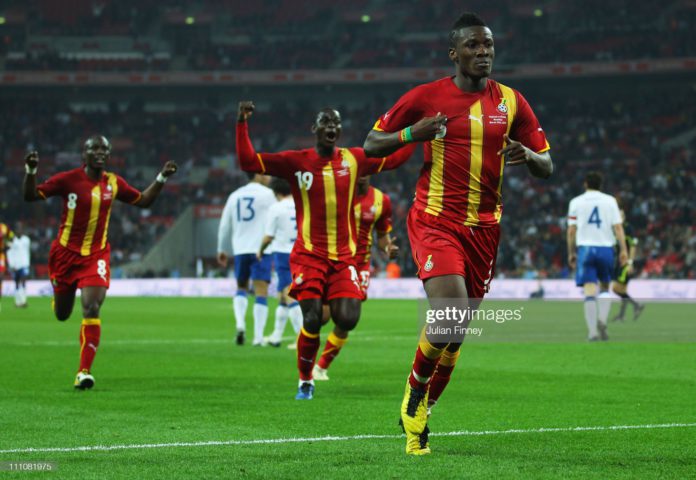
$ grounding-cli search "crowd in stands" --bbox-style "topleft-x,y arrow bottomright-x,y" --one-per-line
2,0 -> 695,71
1,80 -> 694,280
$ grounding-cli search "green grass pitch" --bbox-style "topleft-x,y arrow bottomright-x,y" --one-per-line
0,297 -> 694,479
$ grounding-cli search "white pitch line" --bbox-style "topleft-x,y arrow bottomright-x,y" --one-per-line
1,422 -> 694,454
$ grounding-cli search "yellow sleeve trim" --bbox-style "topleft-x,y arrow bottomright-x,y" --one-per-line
372,119 -> 384,132
256,153 -> 267,174
37,190 -> 47,199
536,141 -> 551,154
130,192 -> 142,205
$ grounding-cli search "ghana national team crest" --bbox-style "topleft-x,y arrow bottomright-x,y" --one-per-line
497,98 -> 508,114
294,273 -> 303,285
423,254 -> 434,272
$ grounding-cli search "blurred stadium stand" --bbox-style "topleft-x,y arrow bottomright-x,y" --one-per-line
1,1 -> 694,279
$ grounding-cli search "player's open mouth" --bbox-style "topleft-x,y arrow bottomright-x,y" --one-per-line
325,131 -> 337,142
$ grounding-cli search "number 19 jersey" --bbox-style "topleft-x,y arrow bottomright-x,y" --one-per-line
567,190 -> 622,247
218,182 -> 276,256
236,122 -> 414,262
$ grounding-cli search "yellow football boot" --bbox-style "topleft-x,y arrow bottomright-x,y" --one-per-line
400,381 -> 430,455
406,428 -> 431,455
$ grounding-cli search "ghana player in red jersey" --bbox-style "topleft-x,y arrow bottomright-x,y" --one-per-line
312,175 -> 398,381
363,13 -> 553,454
0,222 -> 15,312
22,135 -> 177,389
237,101 -> 415,400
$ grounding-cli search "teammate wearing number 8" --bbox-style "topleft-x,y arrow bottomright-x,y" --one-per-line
22,135 -> 178,389
567,172 -> 628,342
236,101 -> 415,400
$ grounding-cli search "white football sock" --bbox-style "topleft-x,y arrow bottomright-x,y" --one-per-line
597,292 -> 612,326
288,302 -> 303,334
269,305 -> 289,343
233,293 -> 248,332
584,297 -> 598,338
253,299 -> 269,344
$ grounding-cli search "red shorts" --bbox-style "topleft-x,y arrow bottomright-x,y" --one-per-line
407,208 -> 500,299
48,241 -> 111,295
356,261 -> 371,300
288,250 -> 363,302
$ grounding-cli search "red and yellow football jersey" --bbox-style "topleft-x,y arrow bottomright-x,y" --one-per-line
0,223 -> 14,272
0,223 -> 14,251
237,122 -> 413,262
354,186 -> 392,265
374,77 -> 550,227
37,167 -> 142,256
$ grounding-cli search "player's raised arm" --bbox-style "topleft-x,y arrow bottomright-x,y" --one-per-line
236,101 -> 295,177
22,151 -> 43,202
236,100 -> 263,173
134,161 -> 178,208
363,114 -> 448,158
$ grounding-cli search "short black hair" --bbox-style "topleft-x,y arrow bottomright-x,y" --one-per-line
245,171 -> 256,181
315,107 -> 341,124
271,177 -> 291,196
449,12 -> 488,47
585,171 -> 603,190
